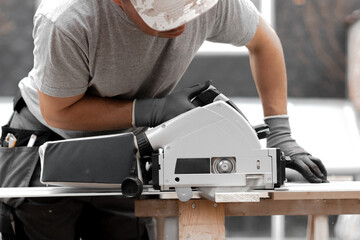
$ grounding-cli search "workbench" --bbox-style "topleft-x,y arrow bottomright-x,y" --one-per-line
1,181 -> 360,239
133,181 -> 360,240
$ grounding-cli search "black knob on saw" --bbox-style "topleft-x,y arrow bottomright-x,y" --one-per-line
121,176 -> 143,198
254,124 -> 270,139
192,87 -> 220,106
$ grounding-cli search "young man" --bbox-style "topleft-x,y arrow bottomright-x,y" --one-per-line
6,0 -> 327,239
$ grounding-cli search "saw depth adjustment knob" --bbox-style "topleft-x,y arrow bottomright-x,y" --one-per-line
212,157 -> 236,174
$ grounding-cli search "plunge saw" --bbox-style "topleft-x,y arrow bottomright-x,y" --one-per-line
38,85 -> 286,202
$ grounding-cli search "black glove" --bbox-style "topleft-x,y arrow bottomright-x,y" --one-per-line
133,82 -> 210,127
264,116 -> 328,183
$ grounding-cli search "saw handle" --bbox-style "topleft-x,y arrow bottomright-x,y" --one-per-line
192,86 -> 249,121
191,86 -> 221,106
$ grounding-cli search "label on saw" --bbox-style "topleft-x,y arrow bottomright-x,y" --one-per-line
175,158 -> 210,174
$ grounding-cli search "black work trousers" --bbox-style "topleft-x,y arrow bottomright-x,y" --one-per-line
8,106 -> 152,240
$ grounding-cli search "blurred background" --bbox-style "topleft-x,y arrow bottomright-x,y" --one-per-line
1,0 -> 360,239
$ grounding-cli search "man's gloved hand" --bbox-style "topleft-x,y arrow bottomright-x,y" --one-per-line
264,115 -> 328,183
133,81 -> 210,127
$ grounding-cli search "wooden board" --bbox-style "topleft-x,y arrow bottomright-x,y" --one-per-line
273,182 -> 360,200
135,198 -> 360,217
1,181 -> 360,200
215,191 -> 269,202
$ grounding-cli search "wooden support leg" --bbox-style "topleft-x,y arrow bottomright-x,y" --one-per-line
155,217 -> 165,240
178,200 -> 225,240
306,215 -> 329,240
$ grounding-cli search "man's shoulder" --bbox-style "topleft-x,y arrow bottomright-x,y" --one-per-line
35,0 -> 102,23
34,0 -> 115,40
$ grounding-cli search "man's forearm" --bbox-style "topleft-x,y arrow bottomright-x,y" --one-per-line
247,16 -> 288,117
38,91 -> 133,131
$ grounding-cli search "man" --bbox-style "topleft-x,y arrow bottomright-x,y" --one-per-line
5,0 -> 327,239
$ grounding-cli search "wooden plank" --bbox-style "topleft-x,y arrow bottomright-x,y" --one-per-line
135,198 -> 360,217
274,182 -> 360,200
178,200 -> 225,240
135,199 -> 178,217
215,192 -> 269,202
1,182 -> 360,200
225,199 -> 360,216
273,191 -> 360,200
278,181 -> 360,192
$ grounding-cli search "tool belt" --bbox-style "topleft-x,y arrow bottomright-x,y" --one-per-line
0,91 -> 63,239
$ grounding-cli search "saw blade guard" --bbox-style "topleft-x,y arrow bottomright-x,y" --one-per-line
144,100 -> 260,151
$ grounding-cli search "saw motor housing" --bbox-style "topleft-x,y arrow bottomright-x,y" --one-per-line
147,102 -> 284,187
137,91 -> 286,200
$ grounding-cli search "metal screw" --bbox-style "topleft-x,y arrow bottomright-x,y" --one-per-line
214,203 -> 217,208
192,204 -> 196,209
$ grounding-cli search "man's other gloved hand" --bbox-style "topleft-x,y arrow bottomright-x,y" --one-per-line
264,115 -> 328,183
133,81 -> 210,127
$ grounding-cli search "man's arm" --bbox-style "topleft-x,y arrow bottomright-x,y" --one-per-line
38,90 -> 133,131
245,15 -> 328,183
246,15 -> 287,117
38,81 -> 210,131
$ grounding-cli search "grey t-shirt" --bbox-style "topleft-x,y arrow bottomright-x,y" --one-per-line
19,0 -> 259,138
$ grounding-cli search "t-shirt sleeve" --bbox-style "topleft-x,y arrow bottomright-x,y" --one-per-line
206,0 -> 260,46
32,14 -> 89,98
